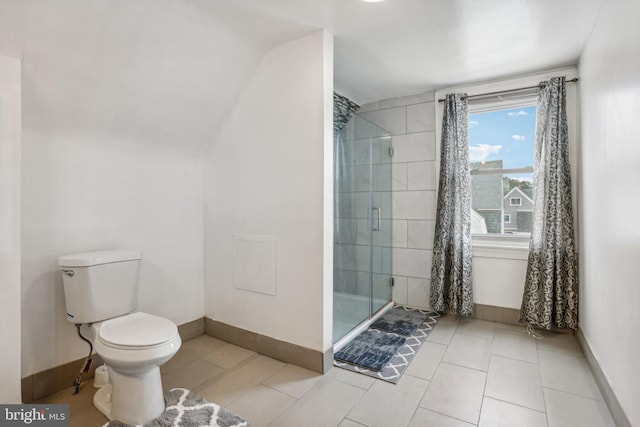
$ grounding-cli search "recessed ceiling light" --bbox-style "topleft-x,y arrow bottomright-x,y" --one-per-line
361,0 -> 385,3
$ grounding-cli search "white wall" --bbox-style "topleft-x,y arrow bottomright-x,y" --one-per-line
0,55 -> 22,403
21,128 -> 205,378
579,0 -> 640,424
204,31 -> 334,352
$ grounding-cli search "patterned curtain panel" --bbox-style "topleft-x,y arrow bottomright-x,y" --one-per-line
430,94 -> 474,316
520,76 -> 578,330
334,92 -> 359,135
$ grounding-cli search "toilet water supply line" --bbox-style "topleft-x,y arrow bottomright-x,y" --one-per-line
72,324 -> 93,395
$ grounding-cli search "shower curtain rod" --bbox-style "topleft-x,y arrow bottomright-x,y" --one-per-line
437,77 -> 579,103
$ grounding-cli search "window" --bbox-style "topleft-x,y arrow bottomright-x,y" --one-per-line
468,104 -> 536,235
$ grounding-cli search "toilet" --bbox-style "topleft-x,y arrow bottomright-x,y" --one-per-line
59,250 -> 181,425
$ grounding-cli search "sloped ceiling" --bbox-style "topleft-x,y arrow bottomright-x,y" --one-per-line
0,0 -> 603,147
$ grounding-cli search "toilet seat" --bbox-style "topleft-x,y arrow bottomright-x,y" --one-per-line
98,312 -> 178,349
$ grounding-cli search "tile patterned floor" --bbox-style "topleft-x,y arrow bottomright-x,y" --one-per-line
36,316 -> 616,427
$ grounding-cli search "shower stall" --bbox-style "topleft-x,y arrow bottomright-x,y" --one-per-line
333,114 -> 393,344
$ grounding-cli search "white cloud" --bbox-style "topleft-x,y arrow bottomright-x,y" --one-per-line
468,120 -> 479,128
512,134 -> 526,141
469,144 -> 502,162
507,110 -> 529,117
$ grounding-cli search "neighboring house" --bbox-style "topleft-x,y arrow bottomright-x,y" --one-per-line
503,187 -> 534,233
470,160 -> 503,234
471,209 -> 488,234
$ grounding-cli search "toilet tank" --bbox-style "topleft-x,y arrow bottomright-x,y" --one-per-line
58,250 -> 142,324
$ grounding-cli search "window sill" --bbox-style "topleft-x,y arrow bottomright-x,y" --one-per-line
471,235 -> 529,260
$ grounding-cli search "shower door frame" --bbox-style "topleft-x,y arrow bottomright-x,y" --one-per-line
333,114 -> 394,345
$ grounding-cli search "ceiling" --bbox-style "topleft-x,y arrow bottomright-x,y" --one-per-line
232,0 -> 604,104
0,0 -> 603,146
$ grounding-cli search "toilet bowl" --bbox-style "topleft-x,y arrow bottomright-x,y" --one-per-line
91,312 -> 182,425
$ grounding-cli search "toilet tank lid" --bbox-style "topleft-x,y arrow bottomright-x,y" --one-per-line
58,250 -> 142,267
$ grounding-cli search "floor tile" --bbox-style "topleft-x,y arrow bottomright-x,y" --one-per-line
538,349 -> 602,400
195,355 -> 285,407
405,341 -> 447,380
161,358 -> 226,392
271,378 -> 366,427
544,388 -> 615,427
442,333 -> 492,371
495,322 -> 528,333
339,419 -> 368,427
408,408 -> 475,427
455,318 -> 496,340
492,328 -> 538,363
180,334 -> 228,356
69,407 -> 108,427
37,381 -> 96,415
160,347 -> 201,374
326,365 -> 376,390
420,362 -> 487,424
485,355 -> 545,411
426,315 -> 458,345
479,397 -> 547,427
347,374 -> 429,427
224,384 -> 296,427
535,331 -> 582,356
262,364 -> 323,398
201,343 -> 256,369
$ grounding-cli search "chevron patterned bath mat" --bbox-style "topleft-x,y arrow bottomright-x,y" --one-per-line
335,306 -> 440,383
371,306 -> 429,336
102,388 -> 248,427
334,330 -> 406,371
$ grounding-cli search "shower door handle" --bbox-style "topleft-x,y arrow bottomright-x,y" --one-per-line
372,207 -> 381,231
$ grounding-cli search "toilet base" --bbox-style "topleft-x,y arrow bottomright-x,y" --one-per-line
93,384 -> 112,420
92,366 -> 166,425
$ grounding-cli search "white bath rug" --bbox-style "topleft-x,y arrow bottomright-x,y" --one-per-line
102,388 -> 248,427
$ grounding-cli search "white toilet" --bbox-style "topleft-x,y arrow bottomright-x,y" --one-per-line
59,249 -> 182,425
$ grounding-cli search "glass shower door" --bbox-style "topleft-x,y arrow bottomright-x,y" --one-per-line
333,115 -> 392,343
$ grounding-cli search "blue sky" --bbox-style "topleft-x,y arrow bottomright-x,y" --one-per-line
468,105 -> 536,171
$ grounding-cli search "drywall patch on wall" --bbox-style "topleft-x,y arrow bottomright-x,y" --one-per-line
233,234 -> 277,296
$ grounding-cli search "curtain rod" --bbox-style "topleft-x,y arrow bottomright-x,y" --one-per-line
437,78 -> 579,103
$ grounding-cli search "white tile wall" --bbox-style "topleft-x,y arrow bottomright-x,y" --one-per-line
408,161 -> 437,190
407,102 -> 436,133
392,191 -> 436,220
391,132 -> 436,163
358,91 -> 437,309
408,220 -> 435,250
359,107 -> 407,135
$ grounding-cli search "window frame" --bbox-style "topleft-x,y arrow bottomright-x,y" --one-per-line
434,67 -> 579,252
504,214 -> 511,223
510,197 -> 522,207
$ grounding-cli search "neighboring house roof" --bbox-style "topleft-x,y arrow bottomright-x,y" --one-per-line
471,209 -> 488,234
470,160 -> 504,211
504,186 -> 534,204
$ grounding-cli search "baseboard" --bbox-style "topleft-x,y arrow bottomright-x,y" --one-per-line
576,328 -> 632,427
204,317 -> 332,374
472,304 -> 523,325
22,316 -> 206,403
21,353 -> 105,403
470,303 -> 574,334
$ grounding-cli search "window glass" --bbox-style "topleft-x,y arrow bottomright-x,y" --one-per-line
469,105 -> 536,235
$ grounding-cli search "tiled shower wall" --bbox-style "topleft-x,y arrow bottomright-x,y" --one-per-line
358,91 -> 437,310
